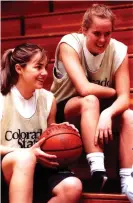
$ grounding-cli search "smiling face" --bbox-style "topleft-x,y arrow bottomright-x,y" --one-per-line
83,16 -> 112,55
16,51 -> 48,98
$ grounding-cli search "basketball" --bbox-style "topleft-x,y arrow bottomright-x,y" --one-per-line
39,123 -> 83,167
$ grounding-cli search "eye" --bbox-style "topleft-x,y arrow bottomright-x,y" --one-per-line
104,32 -> 111,37
93,32 -> 101,37
35,65 -> 42,70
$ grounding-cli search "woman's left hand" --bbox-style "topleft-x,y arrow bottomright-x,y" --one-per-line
30,138 -> 59,168
94,109 -> 113,146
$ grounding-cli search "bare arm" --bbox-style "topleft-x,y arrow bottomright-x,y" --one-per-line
47,97 -> 57,126
59,43 -> 116,98
94,55 -> 130,145
106,54 -> 130,117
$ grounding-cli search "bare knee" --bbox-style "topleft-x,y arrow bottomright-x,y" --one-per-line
81,95 -> 99,113
2,150 -> 36,183
52,177 -> 82,202
121,109 -> 133,124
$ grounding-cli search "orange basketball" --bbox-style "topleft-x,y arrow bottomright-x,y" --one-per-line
39,123 -> 82,167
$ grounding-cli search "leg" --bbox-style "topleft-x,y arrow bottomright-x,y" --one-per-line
48,177 -> 82,203
119,109 -> 133,168
2,150 -> 36,203
64,95 -> 101,153
119,109 -> 133,201
64,95 -> 107,192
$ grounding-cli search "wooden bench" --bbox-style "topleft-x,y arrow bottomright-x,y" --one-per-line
1,1 -> 49,16
1,3 -> 133,37
23,5 -> 133,36
81,193 -> 130,203
52,1 -> 133,12
1,28 -> 133,60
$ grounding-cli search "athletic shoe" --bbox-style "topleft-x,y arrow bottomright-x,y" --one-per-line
89,171 -> 108,193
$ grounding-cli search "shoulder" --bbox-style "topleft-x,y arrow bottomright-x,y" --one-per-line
59,33 -> 84,55
109,38 -> 127,53
108,38 -> 128,73
36,89 -> 54,115
36,89 -> 54,100
61,33 -> 84,43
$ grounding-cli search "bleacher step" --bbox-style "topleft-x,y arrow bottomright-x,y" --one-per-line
81,193 -> 130,203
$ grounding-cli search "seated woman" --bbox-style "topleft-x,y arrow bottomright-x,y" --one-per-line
0,43 -> 82,203
51,3 -> 133,197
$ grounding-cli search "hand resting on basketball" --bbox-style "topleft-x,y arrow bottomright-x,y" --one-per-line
30,137 -> 59,169
39,123 -> 83,167
50,122 -> 80,134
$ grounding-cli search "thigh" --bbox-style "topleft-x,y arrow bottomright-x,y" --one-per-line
64,96 -> 84,117
56,96 -> 82,124
63,96 -> 83,129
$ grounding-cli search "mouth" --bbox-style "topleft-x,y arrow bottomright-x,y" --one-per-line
37,78 -> 45,83
97,44 -> 105,48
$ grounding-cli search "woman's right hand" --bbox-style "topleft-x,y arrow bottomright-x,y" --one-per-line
30,138 -> 59,169
94,108 -> 113,146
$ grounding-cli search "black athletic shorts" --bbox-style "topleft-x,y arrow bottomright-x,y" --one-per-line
1,158 -> 75,203
33,164 -> 75,202
56,98 -> 70,123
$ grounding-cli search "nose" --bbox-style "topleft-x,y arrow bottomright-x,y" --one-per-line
41,68 -> 48,76
99,35 -> 105,43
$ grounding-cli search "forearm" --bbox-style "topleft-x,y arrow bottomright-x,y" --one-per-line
0,145 -> 15,156
81,83 -> 116,98
106,94 -> 130,117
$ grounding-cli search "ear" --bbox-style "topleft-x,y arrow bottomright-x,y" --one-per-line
15,64 -> 23,74
82,27 -> 88,36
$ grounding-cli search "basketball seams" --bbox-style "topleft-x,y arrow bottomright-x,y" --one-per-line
43,124 -> 80,137
44,145 -> 82,152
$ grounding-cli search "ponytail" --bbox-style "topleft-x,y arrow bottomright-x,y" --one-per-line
1,49 -> 17,95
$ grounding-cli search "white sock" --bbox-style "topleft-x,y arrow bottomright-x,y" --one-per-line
86,152 -> 106,175
120,168 -> 132,193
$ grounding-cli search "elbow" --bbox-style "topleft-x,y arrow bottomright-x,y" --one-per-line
120,94 -> 130,110
125,95 -> 130,109
77,86 -> 91,97
126,99 -> 130,109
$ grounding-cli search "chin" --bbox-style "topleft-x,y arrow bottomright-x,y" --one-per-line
97,49 -> 105,54
36,85 -> 44,89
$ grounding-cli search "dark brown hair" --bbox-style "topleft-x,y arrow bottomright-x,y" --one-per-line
1,43 -> 47,95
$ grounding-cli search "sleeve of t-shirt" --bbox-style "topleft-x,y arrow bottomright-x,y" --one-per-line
112,39 -> 128,73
